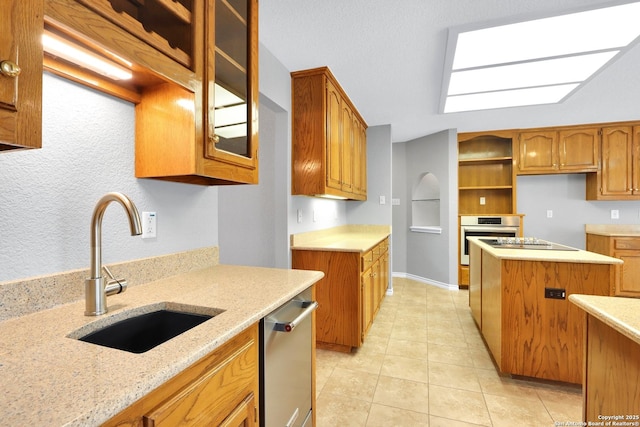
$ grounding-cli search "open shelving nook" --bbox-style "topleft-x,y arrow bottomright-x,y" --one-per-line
458,133 -> 516,215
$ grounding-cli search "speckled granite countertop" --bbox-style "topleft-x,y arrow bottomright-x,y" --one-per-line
0,264 -> 323,426
290,225 -> 391,252
585,224 -> 640,237
468,237 -> 622,264
569,294 -> 640,345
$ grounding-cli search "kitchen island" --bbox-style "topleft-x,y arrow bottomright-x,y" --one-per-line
467,237 -> 622,384
0,264 -> 323,426
569,294 -> 640,422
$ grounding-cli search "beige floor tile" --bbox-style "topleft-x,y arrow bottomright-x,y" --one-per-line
475,368 -> 542,401
315,362 -> 334,397
427,343 -> 476,367
429,362 -> 482,392
429,415 -> 492,427
365,403 -> 429,426
339,350 -> 386,375
536,385 -> 583,423
372,375 -> 429,414
468,347 -> 497,370
427,328 -> 469,347
484,393 -> 554,427
380,354 -> 429,383
428,384 -> 492,425
357,333 -> 389,355
367,320 -> 394,338
390,324 -> 428,342
316,392 -> 371,427
385,338 -> 429,359
322,366 -> 380,402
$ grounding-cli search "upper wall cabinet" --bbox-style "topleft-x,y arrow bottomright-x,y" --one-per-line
586,126 -> 640,200
0,0 -> 43,151
517,127 -> 599,174
291,67 -> 367,200
43,0 -> 259,185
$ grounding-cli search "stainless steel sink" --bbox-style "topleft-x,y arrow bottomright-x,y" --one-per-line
73,304 -> 224,353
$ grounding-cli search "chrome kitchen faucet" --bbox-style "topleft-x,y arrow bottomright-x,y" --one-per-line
85,192 -> 142,316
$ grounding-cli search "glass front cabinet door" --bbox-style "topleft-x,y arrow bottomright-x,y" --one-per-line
204,0 -> 259,184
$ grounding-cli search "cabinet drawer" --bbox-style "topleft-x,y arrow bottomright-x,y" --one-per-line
614,238 -> 640,250
362,250 -> 374,272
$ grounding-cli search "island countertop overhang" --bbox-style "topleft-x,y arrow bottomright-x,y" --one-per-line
467,236 -> 622,264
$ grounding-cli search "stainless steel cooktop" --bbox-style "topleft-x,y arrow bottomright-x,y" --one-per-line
480,237 -> 579,251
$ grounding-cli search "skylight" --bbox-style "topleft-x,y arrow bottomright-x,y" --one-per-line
441,2 -> 640,113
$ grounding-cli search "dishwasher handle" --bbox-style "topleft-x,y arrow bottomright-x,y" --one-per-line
273,301 -> 318,332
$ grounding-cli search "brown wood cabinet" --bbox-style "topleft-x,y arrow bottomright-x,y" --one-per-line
291,237 -> 389,352
517,127 -> 599,174
0,0 -> 43,151
586,126 -> 640,200
458,132 -> 515,215
582,314 -> 640,422
44,0 -> 258,185
587,233 -> 640,297
292,66 -> 368,200
104,324 -> 259,427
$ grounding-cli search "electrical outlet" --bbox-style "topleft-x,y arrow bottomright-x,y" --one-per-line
142,212 -> 156,239
379,195 -> 386,205
297,209 -> 303,223
479,197 -> 486,205
547,210 -> 553,218
611,209 -> 620,220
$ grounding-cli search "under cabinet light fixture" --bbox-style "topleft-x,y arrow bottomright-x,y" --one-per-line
42,30 -> 133,81
441,1 -> 640,113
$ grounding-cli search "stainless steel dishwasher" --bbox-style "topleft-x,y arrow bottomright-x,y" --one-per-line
260,287 -> 317,427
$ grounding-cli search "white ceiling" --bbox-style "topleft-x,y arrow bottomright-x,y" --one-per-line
259,0 -> 640,142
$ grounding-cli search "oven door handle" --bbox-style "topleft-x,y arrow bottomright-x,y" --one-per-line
273,301 -> 318,332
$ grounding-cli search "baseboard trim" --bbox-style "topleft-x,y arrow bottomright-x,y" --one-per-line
392,272 -> 459,291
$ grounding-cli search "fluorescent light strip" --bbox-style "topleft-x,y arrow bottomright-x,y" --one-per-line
448,51 -> 618,95
444,84 -> 579,113
42,31 -> 132,81
452,2 -> 640,70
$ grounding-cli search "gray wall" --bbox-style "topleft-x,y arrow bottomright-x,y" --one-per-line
517,174 -> 640,248
0,73 -> 218,283
393,129 -> 458,287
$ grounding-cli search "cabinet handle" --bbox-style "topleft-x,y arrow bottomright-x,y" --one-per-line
0,60 -> 21,78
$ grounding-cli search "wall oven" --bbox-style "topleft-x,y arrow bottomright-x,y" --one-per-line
460,216 -> 520,265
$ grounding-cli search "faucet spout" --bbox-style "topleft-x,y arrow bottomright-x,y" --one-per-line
85,192 -> 142,316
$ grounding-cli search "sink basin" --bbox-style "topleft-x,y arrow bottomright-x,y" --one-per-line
78,309 -> 215,353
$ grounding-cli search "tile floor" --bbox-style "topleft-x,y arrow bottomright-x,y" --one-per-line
315,277 -> 583,426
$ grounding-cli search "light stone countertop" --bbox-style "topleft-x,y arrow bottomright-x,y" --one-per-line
0,264 -> 324,427
467,236 -> 622,264
569,294 -> 640,345
585,224 -> 640,237
290,224 -> 391,252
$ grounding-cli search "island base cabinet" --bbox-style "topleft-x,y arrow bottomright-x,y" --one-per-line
583,314 -> 640,422
103,324 -> 259,427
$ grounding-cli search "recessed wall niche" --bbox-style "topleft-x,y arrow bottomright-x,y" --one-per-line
410,172 -> 441,233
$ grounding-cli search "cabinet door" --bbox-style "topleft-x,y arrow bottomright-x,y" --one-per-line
204,0 -> 259,177
518,131 -> 557,173
220,393 -> 256,427
633,126 -> 640,195
326,79 -> 342,190
600,126 -> 633,197
0,0 -> 42,150
558,128 -> 599,171
361,268 -> 374,342
341,102 -> 354,193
